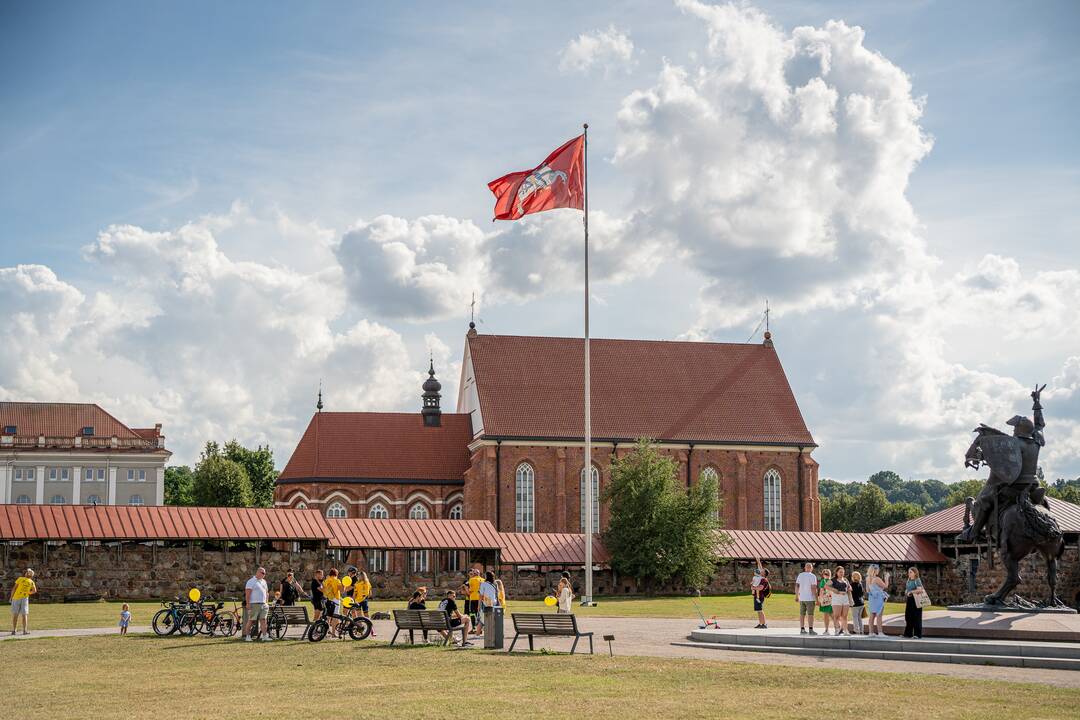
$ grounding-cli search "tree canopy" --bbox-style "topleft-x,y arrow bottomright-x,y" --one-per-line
192,442 -> 254,508
164,465 -> 195,506
602,439 -> 725,590
221,440 -> 276,508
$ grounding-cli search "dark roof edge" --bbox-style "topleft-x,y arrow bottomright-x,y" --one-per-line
473,434 -> 817,448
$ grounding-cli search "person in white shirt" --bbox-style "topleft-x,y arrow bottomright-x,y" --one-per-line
794,562 -> 818,635
242,567 -> 270,642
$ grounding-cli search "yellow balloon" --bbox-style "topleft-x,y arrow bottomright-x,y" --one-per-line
342,596 -> 354,608
544,595 -> 557,606
188,588 -> 201,602
342,576 -> 353,588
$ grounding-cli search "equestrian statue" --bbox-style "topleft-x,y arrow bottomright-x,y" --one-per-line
956,384 -> 1067,608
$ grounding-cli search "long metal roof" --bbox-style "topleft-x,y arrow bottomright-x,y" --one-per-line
877,497 -> 1080,535
0,504 -> 333,542
328,518 -> 503,550
497,532 -> 610,565
723,529 -> 948,564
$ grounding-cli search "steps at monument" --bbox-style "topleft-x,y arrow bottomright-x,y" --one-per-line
684,628 -> 1080,670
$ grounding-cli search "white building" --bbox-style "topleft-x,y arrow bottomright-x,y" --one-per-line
0,402 -> 171,506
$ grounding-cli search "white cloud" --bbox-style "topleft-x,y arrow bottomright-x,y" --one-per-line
559,26 -> 635,76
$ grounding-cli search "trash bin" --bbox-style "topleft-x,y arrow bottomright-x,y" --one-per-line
483,606 -> 504,649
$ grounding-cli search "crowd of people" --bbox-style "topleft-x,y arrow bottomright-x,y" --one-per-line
751,560 -> 925,638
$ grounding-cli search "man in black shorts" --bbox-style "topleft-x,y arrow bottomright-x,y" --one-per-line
309,569 -> 326,621
439,589 -> 473,647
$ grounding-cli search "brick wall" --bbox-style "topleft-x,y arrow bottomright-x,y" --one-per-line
465,443 -> 819,533
275,482 -> 465,519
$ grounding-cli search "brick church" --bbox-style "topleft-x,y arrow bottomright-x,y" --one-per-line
276,325 -> 820,536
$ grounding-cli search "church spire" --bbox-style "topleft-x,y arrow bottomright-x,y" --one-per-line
422,359 -> 442,427
316,380 -> 324,412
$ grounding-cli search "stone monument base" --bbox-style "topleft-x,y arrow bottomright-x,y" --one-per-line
946,602 -> 1077,615
883,609 -> 1080,642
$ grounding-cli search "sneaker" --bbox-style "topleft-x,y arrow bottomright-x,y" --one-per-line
244,636 -> 253,642
837,630 -> 845,635
799,628 -> 807,635
808,629 -> 817,635
761,625 -> 768,630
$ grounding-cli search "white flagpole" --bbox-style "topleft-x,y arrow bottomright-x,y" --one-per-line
583,122 -> 593,606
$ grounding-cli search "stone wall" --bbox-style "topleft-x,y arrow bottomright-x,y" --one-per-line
942,545 -> 1080,606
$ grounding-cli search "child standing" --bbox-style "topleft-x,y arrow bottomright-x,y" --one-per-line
119,603 -> 131,635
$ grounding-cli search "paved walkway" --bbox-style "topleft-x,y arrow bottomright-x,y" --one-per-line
5,617 -> 1078,688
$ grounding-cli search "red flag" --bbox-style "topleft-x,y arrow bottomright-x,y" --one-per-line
488,135 -> 584,221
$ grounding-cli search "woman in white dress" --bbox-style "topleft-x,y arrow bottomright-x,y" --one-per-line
556,571 -> 574,614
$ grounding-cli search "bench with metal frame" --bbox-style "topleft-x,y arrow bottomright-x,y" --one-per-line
507,613 -> 594,655
391,609 -> 466,646
272,605 -> 310,638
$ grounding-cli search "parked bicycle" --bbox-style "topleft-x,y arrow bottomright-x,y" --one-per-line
307,602 -> 372,642
151,597 -> 197,636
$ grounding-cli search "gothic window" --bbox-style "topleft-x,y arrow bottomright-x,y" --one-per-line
409,503 -> 429,520
700,466 -> 721,521
368,503 -> 389,519
295,502 -> 307,509
515,462 -> 535,532
763,469 -> 782,531
449,504 -> 463,520
580,465 -> 600,533
326,501 -> 347,519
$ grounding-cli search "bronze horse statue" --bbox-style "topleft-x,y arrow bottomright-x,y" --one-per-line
961,386 -> 1067,607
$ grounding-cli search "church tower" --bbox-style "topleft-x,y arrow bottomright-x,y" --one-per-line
421,360 -> 442,427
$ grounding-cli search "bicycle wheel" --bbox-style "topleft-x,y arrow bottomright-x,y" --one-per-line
348,617 -> 372,641
214,613 -> 237,637
152,609 -> 176,636
178,612 -> 198,636
267,613 -> 288,640
307,619 -> 329,642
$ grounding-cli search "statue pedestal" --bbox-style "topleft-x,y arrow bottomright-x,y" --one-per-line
946,603 -> 1077,615
884,609 -> 1080,642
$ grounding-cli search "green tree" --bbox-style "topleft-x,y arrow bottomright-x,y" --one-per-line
820,493 -> 854,532
192,442 -> 254,507
945,479 -> 986,508
848,484 -> 893,532
868,470 -> 904,496
164,465 -> 195,506
885,501 -> 923,527
222,440 -> 276,508
1048,478 -> 1080,505
602,439 -> 724,590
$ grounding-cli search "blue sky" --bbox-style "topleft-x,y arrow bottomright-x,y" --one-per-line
2,1 -> 1079,481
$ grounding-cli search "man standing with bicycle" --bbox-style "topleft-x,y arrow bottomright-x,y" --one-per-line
242,567 -> 270,642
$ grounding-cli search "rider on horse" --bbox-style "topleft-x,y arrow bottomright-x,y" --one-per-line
956,384 -> 1045,544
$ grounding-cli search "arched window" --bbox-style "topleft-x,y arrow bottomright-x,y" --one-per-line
128,495 -> 144,506
580,465 -> 600,533
326,501 -> 347,519
763,469 -> 782,530
49,494 -> 65,504
515,462 -> 535,532
295,502 -> 307,509
15,495 -> 31,504
448,504 -> 463,520
368,503 -> 389,519
87,495 -> 101,505
408,503 -> 429,520
700,466 -> 721,521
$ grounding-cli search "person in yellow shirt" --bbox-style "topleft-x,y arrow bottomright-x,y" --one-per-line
354,571 -> 376,638
10,568 -> 37,635
467,569 -> 482,635
322,568 -> 343,635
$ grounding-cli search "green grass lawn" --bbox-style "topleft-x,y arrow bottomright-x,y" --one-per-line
5,593 -> 927,630
3,634 -> 1075,720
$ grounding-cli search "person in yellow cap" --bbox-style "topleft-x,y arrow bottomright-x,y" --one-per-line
10,568 -> 37,635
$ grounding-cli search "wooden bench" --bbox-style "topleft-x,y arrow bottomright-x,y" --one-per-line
391,609 -> 466,646
508,613 -> 594,655
272,605 -> 310,638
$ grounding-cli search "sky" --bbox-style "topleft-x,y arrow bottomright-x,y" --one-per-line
2,1 -> 1079,483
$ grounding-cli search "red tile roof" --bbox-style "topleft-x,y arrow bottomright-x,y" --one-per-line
278,412 -> 473,483
467,334 -> 814,445
0,504 -> 334,542
497,532 -> 610,565
723,529 -> 948,564
328,518 -> 502,550
0,402 -> 166,453
877,497 -> 1080,535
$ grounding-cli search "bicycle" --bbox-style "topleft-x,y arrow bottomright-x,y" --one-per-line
152,597 -> 197,636
307,603 -> 372,642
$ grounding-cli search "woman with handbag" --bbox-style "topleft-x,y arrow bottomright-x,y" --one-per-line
817,567 -> 834,635
903,567 -> 925,639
